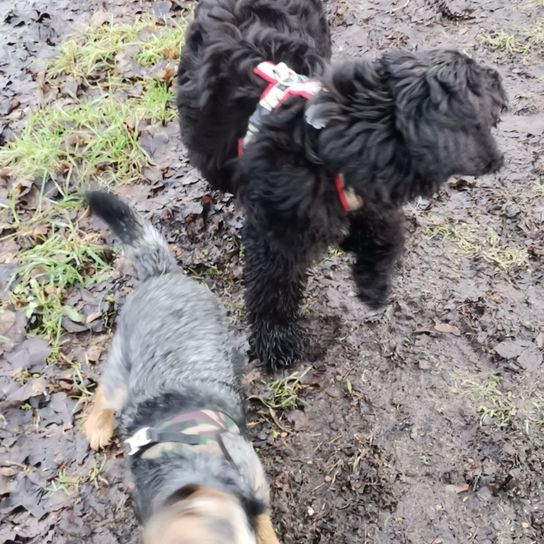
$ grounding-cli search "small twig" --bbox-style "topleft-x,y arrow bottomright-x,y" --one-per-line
391,0 -> 411,13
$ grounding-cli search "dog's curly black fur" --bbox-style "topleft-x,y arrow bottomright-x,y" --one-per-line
177,0 -> 508,370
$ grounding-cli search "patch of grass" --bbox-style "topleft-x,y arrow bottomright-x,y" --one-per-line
69,359 -> 95,405
14,370 -> 31,385
464,375 -> 517,428
3,192 -> 82,234
87,455 -> 109,489
50,468 -> 82,495
522,399 -> 544,437
521,0 -> 544,8
10,217 -> 111,357
49,21 -> 142,79
50,455 -> 109,496
0,90 -> 158,186
2,16 -> 182,188
481,31 -> 529,55
136,24 -> 185,67
428,223 -> 528,271
49,18 -> 185,79
267,367 -> 311,410
2,9 -> 189,370
481,22 -> 544,56
139,80 -> 176,123
524,21 -> 544,46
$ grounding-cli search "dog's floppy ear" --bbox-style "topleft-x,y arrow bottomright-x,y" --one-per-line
425,53 -> 472,113
383,50 -> 477,118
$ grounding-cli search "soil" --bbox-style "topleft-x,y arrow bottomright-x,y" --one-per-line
1,1 -> 543,543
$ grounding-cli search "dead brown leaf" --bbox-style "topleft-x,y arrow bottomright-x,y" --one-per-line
85,311 -> 102,324
161,65 -> 175,86
162,47 -> 179,60
31,224 -> 50,242
433,322 -> 461,336
35,71 -> 46,93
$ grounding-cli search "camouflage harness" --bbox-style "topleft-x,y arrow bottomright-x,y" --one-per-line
125,409 -> 240,460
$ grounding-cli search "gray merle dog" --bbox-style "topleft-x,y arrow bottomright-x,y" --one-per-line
83,191 -> 280,544
177,0 -> 508,370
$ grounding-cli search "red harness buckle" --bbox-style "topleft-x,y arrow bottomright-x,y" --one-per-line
239,61 -> 350,214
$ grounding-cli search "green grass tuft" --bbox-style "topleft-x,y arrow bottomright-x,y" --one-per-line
521,0 -> 544,7
10,216 -> 111,356
481,22 -> 544,56
49,18 -> 185,80
428,222 -> 528,271
136,24 -> 185,67
1,11 -> 188,365
481,30 -> 529,55
464,375 -> 517,428
267,368 -> 311,410
0,87 -> 172,186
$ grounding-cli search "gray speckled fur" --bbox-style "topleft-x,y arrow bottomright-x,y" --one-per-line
86,191 -> 269,524
102,272 -> 244,417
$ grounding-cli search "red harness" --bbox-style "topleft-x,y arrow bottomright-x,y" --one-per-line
238,61 -> 350,214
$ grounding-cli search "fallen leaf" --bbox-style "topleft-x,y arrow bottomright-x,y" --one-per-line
62,305 -> 86,324
5,377 -> 47,403
86,340 -> 106,362
31,223 -> 50,242
35,71 -> 46,93
162,47 -> 179,60
494,339 -> 528,359
161,65 -> 175,86
517,346 -> 542,370
85,311 -> 102,324
6,337 -> 51,372
434,322 -> 461,336
0,475 -> 15,496
0,238 -> 19,264
445,483 -> 470,494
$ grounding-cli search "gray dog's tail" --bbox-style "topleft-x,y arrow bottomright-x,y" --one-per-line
86,191 -> 177,281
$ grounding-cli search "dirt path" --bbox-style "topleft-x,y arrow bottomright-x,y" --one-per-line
1,1 -> 543,543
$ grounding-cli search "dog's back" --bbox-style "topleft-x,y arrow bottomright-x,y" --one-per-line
177,0 -> 330,192
87,192 -> 244,413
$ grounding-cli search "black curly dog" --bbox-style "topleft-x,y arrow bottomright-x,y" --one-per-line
177,0 -> 507,370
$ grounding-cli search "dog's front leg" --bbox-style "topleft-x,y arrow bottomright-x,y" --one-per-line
243,224 -> 307,371
341,207 -> 405,309
83,335 -> 129,449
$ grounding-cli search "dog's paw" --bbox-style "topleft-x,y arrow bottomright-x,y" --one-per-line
250,322 -> 304,371
356,280 -> 390,309
84,408 -> 115,450
83,387 -> 116,450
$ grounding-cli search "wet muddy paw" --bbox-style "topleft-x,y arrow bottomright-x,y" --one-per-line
250,322 -> 304,371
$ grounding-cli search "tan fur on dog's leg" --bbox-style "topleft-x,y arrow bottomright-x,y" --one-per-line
255,514 -> 280,544
84,386 -> 116,450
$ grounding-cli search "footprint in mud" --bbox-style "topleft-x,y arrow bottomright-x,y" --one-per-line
302,314 -> 344,363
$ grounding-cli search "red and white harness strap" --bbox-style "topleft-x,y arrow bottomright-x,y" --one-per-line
238,61 -> 352,214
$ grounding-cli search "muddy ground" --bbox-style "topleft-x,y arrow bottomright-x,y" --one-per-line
1,0 -> 543,543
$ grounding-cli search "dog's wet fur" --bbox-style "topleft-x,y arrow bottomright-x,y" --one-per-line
177,0 -> 508,370
83,191 -> 278,544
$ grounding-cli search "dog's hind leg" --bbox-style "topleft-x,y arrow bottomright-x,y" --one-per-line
84,335 -> 129,450
341,207 -> 405,309
243,224 -> 308,370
